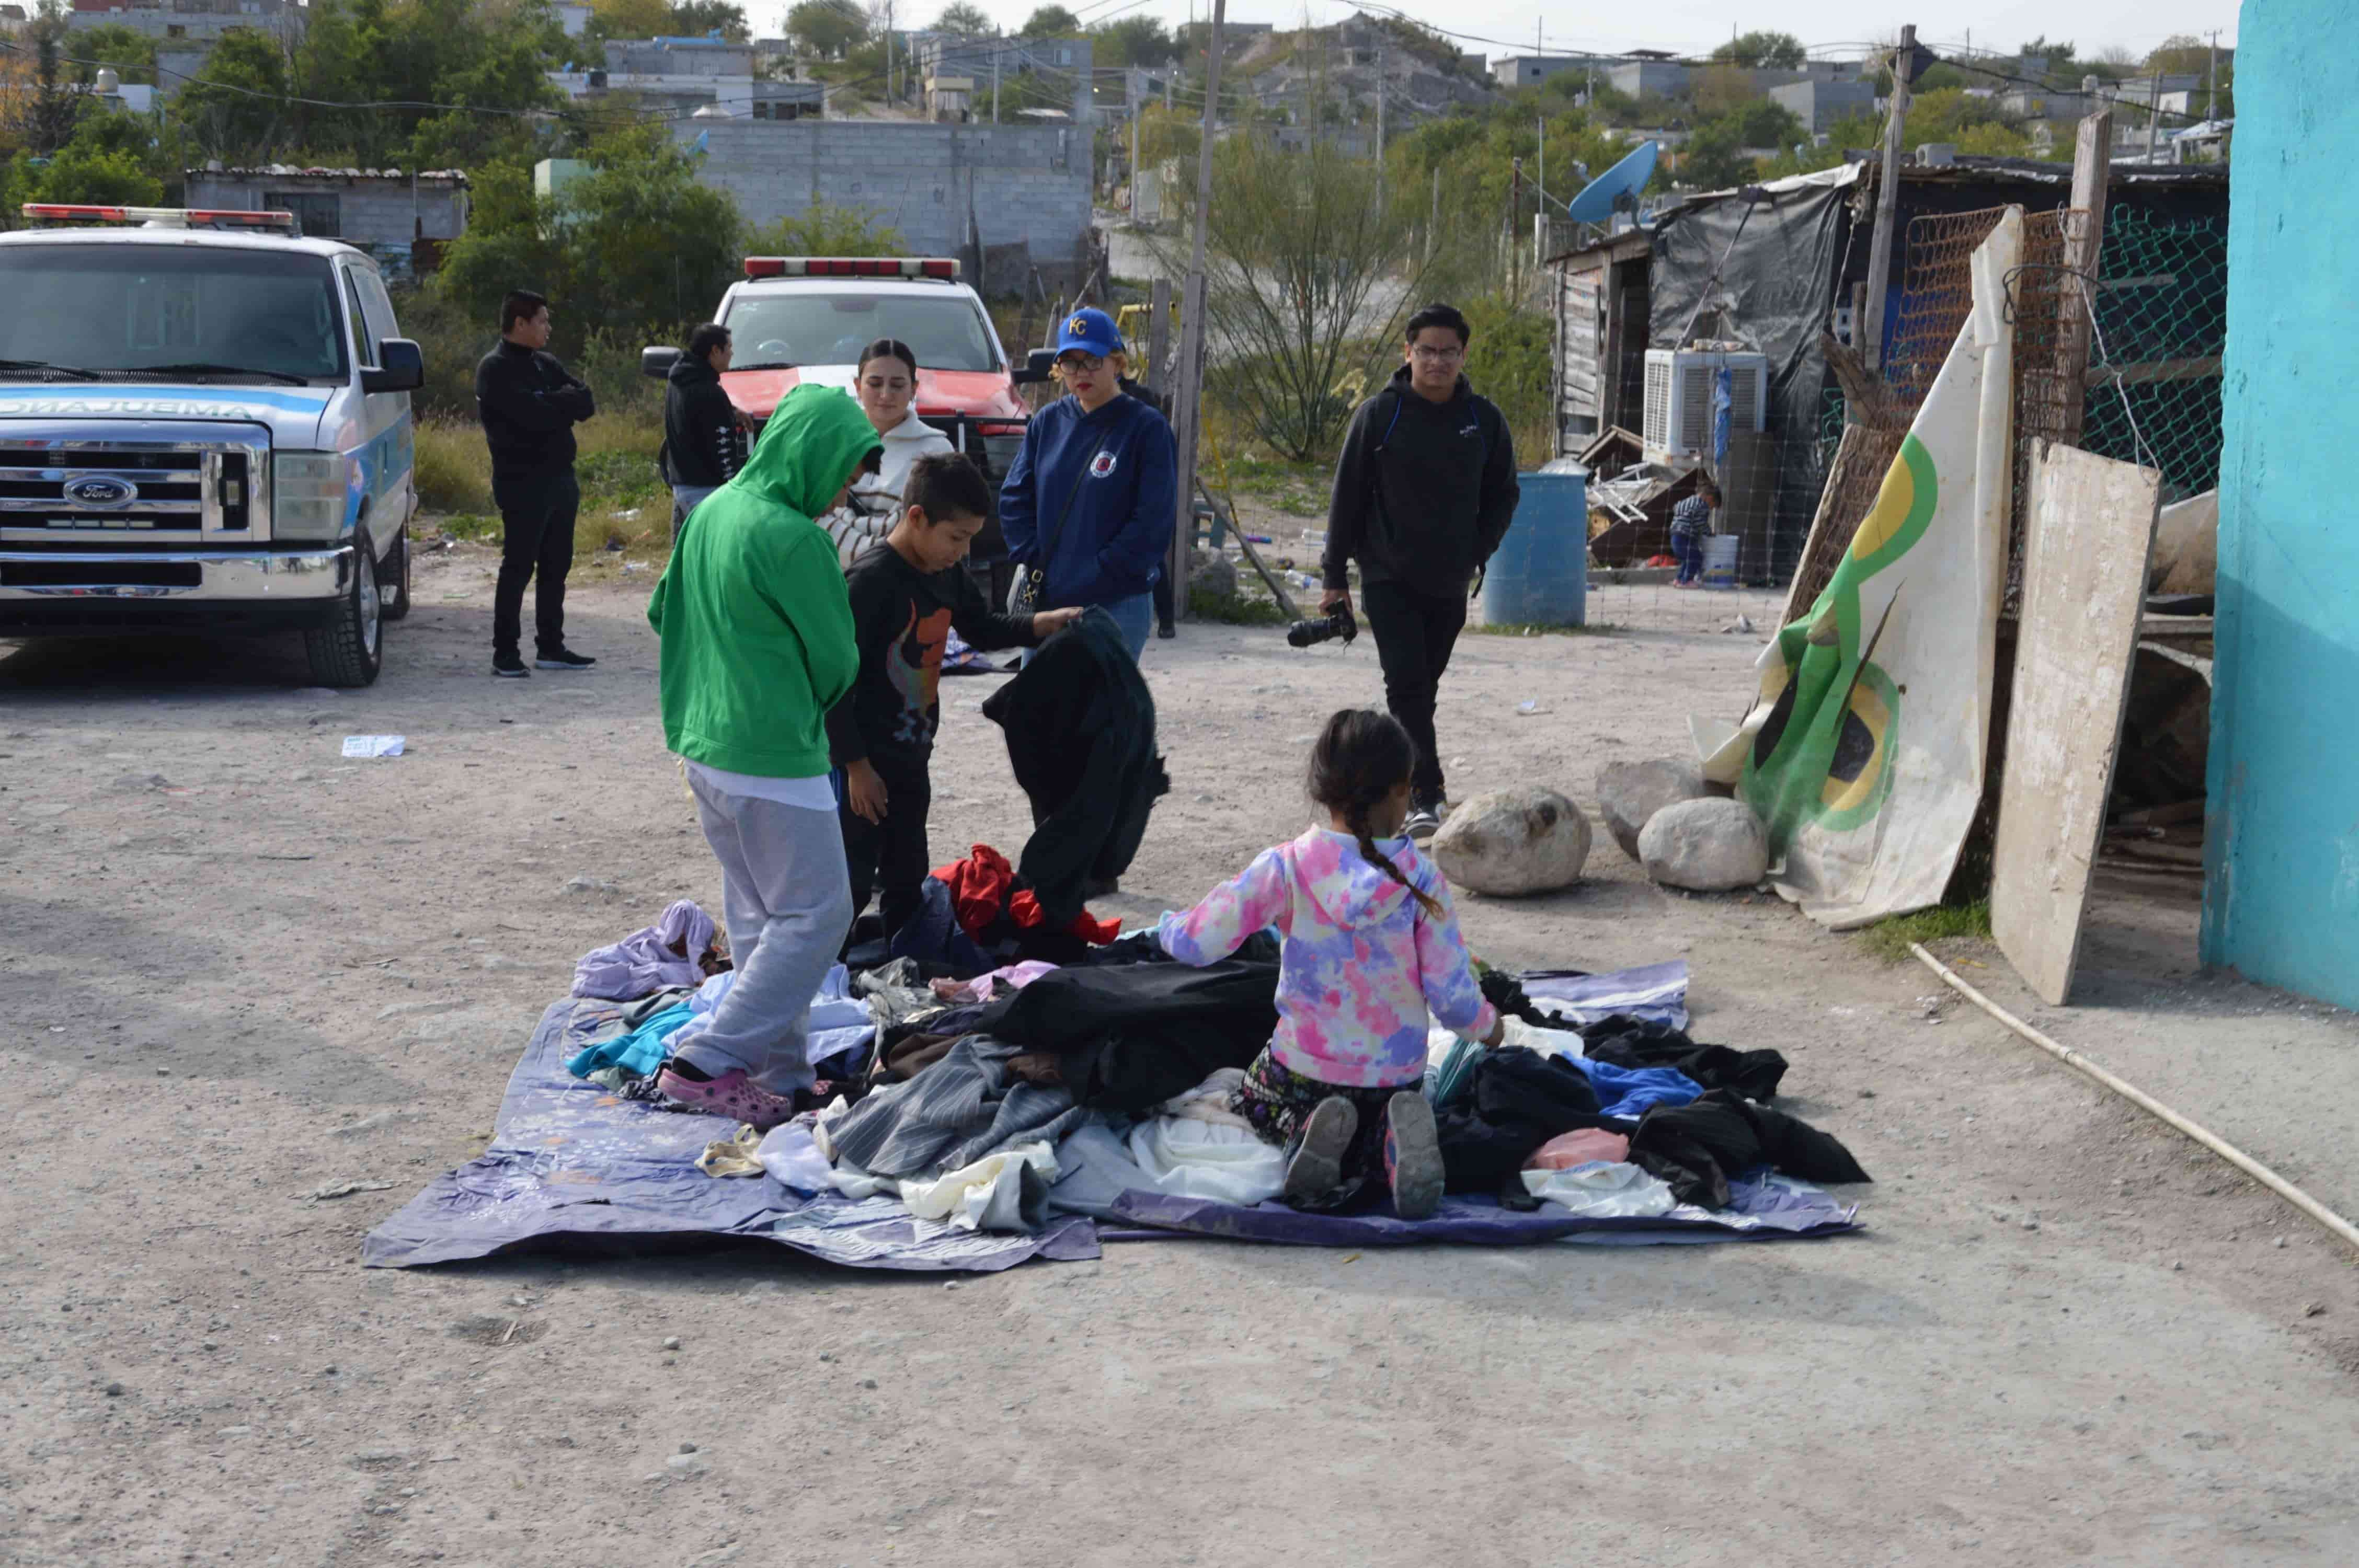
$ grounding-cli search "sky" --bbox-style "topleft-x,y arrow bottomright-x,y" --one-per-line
743,0 -> 2236,62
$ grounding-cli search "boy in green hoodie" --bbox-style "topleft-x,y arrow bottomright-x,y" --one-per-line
646,384 -> 884,1128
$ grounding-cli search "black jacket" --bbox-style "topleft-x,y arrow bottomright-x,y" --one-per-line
1322,364 -> 1519,594
981,606 -> 1169,929
827,541 -> 1040,765
474,340 -> 594,482
661,355 -> 746,489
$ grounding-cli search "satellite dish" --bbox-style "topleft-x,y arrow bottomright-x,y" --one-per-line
1567,140 -> 1659,224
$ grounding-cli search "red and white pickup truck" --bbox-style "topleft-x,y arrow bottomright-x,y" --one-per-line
643,256 -> 1035,486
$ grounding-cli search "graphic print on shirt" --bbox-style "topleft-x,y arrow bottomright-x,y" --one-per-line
1089,450 -> 1117,478
885,602 -> 954,747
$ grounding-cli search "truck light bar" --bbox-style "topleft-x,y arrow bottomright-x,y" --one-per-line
21,203 -> 301,232
742,256 -> 959,280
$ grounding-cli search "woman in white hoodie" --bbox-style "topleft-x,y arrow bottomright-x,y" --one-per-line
819,337 -> 955,569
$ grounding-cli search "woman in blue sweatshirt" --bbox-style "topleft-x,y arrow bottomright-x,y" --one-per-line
997,308 -> 1178,661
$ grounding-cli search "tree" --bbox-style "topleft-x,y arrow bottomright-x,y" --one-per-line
933,1 -> 994,35
1694,62 -> 1759,118
64,23 -> 158,87
590,0 -> 671,40
1020,5 -> 1079,39
669,1 -> 749,41
176,28 -> 292,164
2146,34 -> 2213,77
1678,120 -> 1756,190
1710,30 -> 1806,71
437,125 -> 743,352
745,203 -> 903,255
1149,132 -> 1479,459
1092,15 -> 1170,67
786,0 -> 867,59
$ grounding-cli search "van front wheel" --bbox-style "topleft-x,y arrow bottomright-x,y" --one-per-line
304,547 -> 383,688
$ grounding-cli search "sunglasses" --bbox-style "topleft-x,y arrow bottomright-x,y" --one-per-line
1057,352 -> 1107,372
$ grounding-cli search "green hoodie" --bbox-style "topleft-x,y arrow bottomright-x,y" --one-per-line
648,384 -> 884,778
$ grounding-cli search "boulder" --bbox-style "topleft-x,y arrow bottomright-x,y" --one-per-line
1638,797 -> 1769,892
1429,787 -> 1592,896
1189,548 -> 1239,602
1595,758 -> 1711,863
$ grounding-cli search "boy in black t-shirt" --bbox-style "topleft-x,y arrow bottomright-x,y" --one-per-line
828,453 -> 1084,939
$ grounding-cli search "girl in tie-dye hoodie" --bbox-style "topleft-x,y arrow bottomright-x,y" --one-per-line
1158,709 -> 1502,1217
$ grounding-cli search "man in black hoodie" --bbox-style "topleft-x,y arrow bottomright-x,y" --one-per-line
476,289 -> 597,678
1320,302 -> 1519,838
663,321 -> 749,538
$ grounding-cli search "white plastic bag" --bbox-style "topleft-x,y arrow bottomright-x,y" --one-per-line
1520,1161 -> 1675,1219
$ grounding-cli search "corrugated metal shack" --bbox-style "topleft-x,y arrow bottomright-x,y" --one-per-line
1549,155 -> 2229,582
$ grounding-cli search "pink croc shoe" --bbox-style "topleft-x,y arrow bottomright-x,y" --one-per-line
656,1065 -> 799,1131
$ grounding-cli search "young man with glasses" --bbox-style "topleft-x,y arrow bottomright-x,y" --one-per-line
1319,302 -> 1520,839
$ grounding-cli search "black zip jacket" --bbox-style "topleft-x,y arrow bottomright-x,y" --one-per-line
474,339 -> 595,483
661,354 -> 746,489
981,606 -> 1170,930
1321,365 -> 1519,594
826,541 -> 1040,766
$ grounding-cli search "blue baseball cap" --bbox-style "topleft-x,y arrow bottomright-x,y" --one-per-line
1054,307 -> 1125,359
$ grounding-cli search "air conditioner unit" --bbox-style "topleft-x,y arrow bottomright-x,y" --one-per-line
1642,348 -> 1769,462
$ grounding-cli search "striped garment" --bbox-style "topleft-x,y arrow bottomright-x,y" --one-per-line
1670,493 -> 1714,538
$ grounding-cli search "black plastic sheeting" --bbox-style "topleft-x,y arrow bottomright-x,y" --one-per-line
1647,178 -> 1853,585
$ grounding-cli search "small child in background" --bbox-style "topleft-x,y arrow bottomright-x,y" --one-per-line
1156,708 -> 1502,1217
826,452 -> 1084,940
1669,476 -> 1720,588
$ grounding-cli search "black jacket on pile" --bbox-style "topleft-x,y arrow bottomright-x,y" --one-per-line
976,958 -> 1278,1111
474,339 -> 594,483
661,354 -> 746,489
982,606 -> 1169,929
1321,364 -> 1518,594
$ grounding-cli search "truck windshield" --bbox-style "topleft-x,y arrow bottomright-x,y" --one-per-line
0,244 -> 348,383
724,293 -> 998,372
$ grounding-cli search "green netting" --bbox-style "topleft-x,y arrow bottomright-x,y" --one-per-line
2082,205 -> 2228,501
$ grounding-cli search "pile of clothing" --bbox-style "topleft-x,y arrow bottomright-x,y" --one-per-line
559,911 -> 1867,1238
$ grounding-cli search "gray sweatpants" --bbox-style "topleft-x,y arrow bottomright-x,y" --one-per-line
674,770 -> 854,1096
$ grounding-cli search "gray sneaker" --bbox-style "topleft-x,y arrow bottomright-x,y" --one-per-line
1404,804 -> 1442,841
1282,1096 -> 1359,1208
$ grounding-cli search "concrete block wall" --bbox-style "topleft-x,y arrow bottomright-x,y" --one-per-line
679,121 -> 1091,273
184,178 -> 468,248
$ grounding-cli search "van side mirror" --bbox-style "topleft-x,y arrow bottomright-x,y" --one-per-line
362,339 -> 425,394
642,345 -> 683,380
1011,347 -> 1057,385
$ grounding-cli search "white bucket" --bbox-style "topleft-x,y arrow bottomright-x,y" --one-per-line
1701,534 -> 1740,589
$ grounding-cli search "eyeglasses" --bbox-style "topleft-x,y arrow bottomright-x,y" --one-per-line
1057,352 -> 1107,372
1408,344 -> 1465,362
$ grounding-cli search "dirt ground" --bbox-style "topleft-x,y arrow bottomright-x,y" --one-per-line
4,533 -> 2358,1567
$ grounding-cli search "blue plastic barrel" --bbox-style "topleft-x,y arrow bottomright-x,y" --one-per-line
1480,468 -> 1588,628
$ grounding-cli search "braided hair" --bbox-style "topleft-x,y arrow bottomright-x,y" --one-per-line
1308,708 -> 1444,919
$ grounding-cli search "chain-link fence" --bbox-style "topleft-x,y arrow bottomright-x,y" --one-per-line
2081,204 -> 2229,504
1780,200 -> 2225,619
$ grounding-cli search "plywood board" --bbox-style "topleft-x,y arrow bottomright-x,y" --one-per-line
1991,440 -> 2163,1004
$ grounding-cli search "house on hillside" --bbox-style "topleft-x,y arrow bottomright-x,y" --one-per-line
1771,79 -> 1875,133
548,37 -> 822,121
183,165 -> 469,278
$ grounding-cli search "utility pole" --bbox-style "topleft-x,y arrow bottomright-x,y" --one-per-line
1375,36 -> 1385,208
1861,23 -> 1916,374
992,45 -> 1000,122
1129,66 -> 1140,202
1166,0 -> 1228,625
2207,31 -> 2219,121
1506,155 -> 1522,293
1429,162 -> 1440,259
1535,115 -> 1545,269
885,1 -> 894,105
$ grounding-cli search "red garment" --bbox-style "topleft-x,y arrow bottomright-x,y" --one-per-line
932,844 -> 1016,935
931,844 -> 1121,946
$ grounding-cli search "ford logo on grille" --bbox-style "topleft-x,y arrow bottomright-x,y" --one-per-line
65,476 -> 138,509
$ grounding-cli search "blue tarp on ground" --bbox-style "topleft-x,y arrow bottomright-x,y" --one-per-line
366,989 -> 1861,1270
1103,1173 -> 1859,1248
361,998 -> 1099,1273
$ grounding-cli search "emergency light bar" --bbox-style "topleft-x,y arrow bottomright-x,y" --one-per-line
21,203 -> 301,232
742,256 -> 959,280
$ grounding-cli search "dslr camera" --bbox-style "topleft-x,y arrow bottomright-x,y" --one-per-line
1287,599 -> 1357,649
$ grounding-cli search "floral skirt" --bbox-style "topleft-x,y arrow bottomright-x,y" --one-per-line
1232,1047 -> 1416,1197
